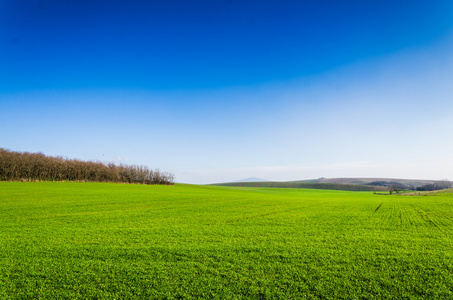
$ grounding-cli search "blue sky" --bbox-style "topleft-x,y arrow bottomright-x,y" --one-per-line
1,0 -> 453,183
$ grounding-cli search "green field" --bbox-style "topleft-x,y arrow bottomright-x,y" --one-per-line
1,182 -> 452,299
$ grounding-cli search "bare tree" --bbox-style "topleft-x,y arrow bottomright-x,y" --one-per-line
389,184 -> 402,195
0,148 -> 174,185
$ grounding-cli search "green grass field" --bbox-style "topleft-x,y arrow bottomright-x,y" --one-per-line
1,182 -> 452,299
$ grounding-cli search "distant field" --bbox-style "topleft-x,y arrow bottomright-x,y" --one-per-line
212,181 -> 389,191
1,182 -> 452,299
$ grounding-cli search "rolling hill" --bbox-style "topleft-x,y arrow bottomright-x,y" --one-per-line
311,177 -> 436,188
212,177 -> 438,191
211,180 -> 388,192
233,177 -> 269,182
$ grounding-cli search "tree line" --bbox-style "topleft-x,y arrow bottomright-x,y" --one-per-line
416,180 -> 452,191
0,148 -> 174,185
368,180 -> 452,192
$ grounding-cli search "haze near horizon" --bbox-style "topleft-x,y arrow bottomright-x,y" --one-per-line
1,0 -> 453,184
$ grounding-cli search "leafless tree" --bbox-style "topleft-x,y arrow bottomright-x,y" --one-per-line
0,148 -> 174,185
389,184 -> 402,195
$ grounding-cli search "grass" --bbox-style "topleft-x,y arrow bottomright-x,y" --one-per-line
1,182 -> 452,299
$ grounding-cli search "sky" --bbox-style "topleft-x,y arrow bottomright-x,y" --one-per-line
1,0 -> 453,184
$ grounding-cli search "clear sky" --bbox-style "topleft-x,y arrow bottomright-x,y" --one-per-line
1,0 -> 453,184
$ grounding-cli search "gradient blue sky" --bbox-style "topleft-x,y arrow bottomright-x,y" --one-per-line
1,0 -> 453,183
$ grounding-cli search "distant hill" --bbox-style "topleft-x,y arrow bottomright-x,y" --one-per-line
290,177 -> 435,186
233,177 -> 269,182
211,177 -> 439,192
210,181 -> 388,192
315,178 -> 436,189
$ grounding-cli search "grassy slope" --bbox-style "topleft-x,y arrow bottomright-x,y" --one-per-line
316,177 -> 436,187
212,181 -> 388,191
1,182 -> 452,299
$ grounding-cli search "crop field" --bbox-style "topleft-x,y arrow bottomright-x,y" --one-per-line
1,182 -> 452,299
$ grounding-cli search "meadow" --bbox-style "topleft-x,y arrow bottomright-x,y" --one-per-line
0,182 -> 452,299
